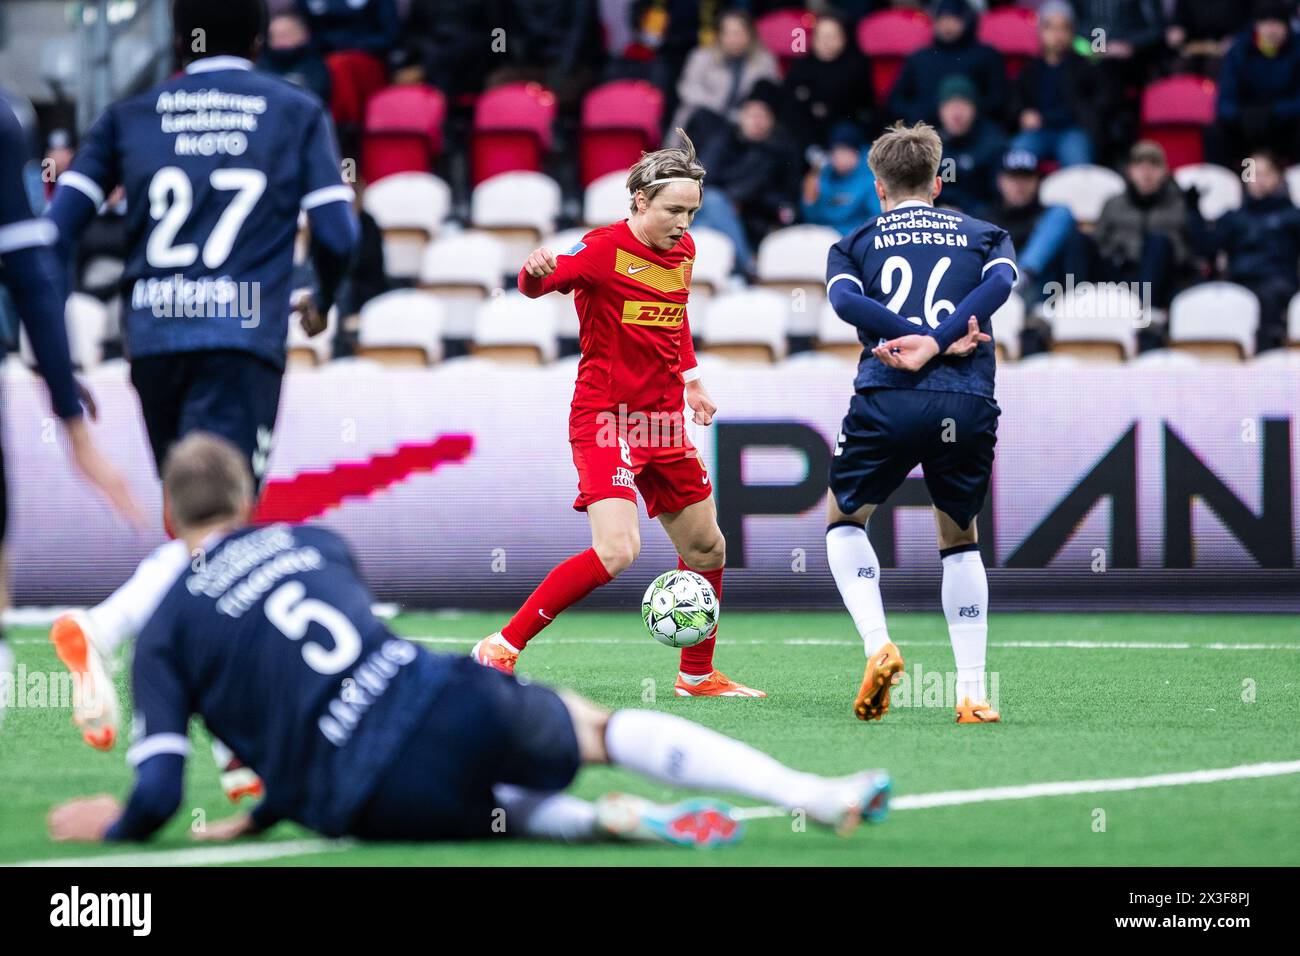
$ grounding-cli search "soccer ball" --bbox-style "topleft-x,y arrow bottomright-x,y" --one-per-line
641,570 -> 718,648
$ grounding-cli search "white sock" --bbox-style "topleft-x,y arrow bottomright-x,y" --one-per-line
941,548 -> 988,703
86,539 -> 191,656
605,709 -> 823,810
677,671 -> 708,686
826,523 -> 890,656
493,785 -> 597,842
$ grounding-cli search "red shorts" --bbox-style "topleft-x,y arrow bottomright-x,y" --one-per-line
569,417 -> 713,519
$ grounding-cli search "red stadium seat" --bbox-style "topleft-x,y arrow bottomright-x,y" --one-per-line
756,8 -> 817,73
579,80 -> 664,187
326,51 -> 389,129
857,8 -> 933,103
1140,75 -> 1217,170
976,6 -> 1039,79
361,84 -> 447,183
471,82 -> 558,185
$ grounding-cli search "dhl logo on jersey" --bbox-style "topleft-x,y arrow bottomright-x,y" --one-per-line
621,301 -> 687,327
616,249 -> 692,293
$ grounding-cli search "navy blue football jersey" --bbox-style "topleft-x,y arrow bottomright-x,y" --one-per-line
130,523 -> 455,836
50,57 -> 352,369
827,201 -> 1017,399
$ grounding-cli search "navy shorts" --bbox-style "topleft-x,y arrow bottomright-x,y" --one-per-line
829,387 -> 999,530
130,350 -> 282,489
350,658 -> 582,840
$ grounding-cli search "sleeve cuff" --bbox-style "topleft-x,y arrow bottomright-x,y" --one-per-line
682,366 -> 702,383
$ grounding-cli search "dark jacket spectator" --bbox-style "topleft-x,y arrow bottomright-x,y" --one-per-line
1211,3 -> 1300,164
1167,0 -> 1251,71
936,76 -> 1006,214
401,0 -> 492,97
1069,0 -> 1166,58
334,208 -> 388,357
259,12 -> 332,104
888,0 -> 1007,127
296,0 -> 399,57
780,14 -> 874,152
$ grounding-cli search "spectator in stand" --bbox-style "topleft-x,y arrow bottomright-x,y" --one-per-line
888,0 -> 1007,127
935,75 -> 1006,214
295,0 -> 398,58
691,80 -> 801,277
398,1 -> 490,96
781,13 -> 874,153
259,11 -> 332,104
1092,140 -> 1195,343
801,121 -> 881,235
1166,0 -> 1251,74
486,0 -> 606,106
1188,150 -> 1300,352
1208,1 -> 1300,169
1009,1 -> 1101,168
670,7 -> 780,163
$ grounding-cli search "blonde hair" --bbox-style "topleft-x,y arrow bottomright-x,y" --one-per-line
867,121 -> 944,199
163,432 -> 254,534
626,128 -> 706,213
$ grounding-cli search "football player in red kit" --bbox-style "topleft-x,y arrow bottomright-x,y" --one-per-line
471,132 -> 764,697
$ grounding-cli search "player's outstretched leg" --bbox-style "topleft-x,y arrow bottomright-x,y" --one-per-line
826,498 -> 904,721
935,510 -> 1000,724
659,499 -> 764,697
48,539 -> 190,748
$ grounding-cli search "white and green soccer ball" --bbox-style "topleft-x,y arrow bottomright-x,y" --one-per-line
641,570 -> 718,648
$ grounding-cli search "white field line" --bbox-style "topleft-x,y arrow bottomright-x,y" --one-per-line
732,760 -> 1300,820
7,838 -> 352,868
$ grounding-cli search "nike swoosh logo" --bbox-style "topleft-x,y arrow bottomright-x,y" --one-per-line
628,264 -> 651,274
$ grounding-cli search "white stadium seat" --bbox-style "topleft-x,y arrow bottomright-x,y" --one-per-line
471,171 -> 562,265
1287,164 -> 1300,207
1173,163 -> 1242,220
363,172 -> 451,280
542,227 -> 590,340
1045,282 -> 1142,361
23,293 -> 107,372
1286,290 -> 1300,346
755,224 -> 840,337
356,290 -> 445,366
418,231 -> 505,340
1040,164 -> 1125,226
472,291 -> 559,364
814,298 -> 861,361
1251,347 -> 1300,367
700,289 -> 788,362
583,170 -> 631,226
1169,282 -> 1259,361
1128,348 -> 1201,368
286,303 -> 337,367
991,293 -> 1025,362
687,226 -> 735,295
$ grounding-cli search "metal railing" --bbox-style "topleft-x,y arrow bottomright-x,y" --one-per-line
74,0 -> 170,130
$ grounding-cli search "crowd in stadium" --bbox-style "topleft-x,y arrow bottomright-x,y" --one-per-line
25,0 -> 1300,361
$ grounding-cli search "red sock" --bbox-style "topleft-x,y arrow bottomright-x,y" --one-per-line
678,558 -> 722,676
502,548 -> 612,648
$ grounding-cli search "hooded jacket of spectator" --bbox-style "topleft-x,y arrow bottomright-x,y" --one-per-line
888,0 -> 1008,126
1202,190 -> 1300,283
936,76 -> 1006,213
781,15 -> 874,150
1216,14 -> 1300,124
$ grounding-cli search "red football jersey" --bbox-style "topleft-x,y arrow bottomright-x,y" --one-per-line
518,220 -> 698,427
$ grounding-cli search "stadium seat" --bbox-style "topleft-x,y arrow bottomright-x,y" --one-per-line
579,81 -> 664,187
755,224 -> 841,337
1288,291 -> 1300,348
1039,164 -> 1125,228
287,304 -> 337,367
1128,348 -> 1201,368
857,8 -> 932,103
700,290 -> 788,363
583,169 -> 632,226
976,7 -> 1038,79
814,298 -> 861,361
756,8 -> 817,72
20,292 -> 107,372
1045,282 -> 1142,362
472,291 -> 559,364
1169,282 -> 1258,361
327,51 -> 389,130
362,172 -> 451,280
1250,347 -> 1300,367
418,231 -> 506,341
1016,351 -> 1082,368
991,293 -> 1025,362
471,171 -> 562,266
1139,75 -> 1216,170
356,290 -> 445,366
1173,163 -> 1242,220
687,226 -> 736,297
361,84 -> 447,184
1287,164 -> 1300,206
471,82 -> 558,185
542,227 -> 589,341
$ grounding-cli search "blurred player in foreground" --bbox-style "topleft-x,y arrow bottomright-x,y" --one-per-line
47,434 -> 890,848
0,91 -> 142,729
44,0 -> 358,787
472,132 -> 763,697
823,122 -> 1016,725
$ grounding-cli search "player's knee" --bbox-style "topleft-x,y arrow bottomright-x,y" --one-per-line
682,532 -> 725,571
594,533 -> 640,577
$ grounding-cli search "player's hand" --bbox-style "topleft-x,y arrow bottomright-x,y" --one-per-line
64,416 -> 147,530
871,334 -> 941,371
193,813 -> 257,842
943,316 -> 992,358
685,380 -> 717,426
48,794 -> 121,842
292,290 -> 327,337
523,247 -> 558,278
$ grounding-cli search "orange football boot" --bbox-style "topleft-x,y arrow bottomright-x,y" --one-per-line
854,641 -> 904,722
955,697 -> 1001,724
674,670 -> 766,697
49,612 -> 120,750
470,633 -> 519,674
